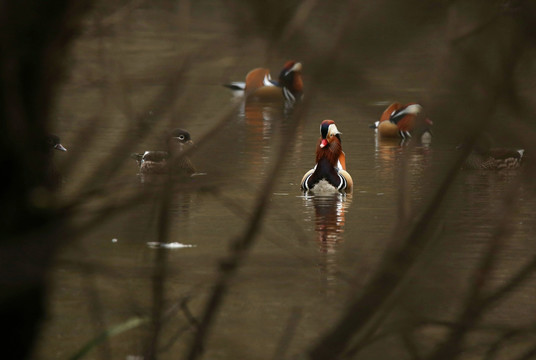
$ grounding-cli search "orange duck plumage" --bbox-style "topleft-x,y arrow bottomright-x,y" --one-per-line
225,60 -> 303,103
301,120 -> 353,193
375,102 -> 432,140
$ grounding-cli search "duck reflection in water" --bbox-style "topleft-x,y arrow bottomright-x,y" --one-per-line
241,101 -> 281,167
374,122 -> 433,186
303,193 -> 352,253
303,193 -> 352,290
237,87 -> 299,177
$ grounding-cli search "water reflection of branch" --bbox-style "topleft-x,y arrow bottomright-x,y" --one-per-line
271,307 -> 303,360
185,0 -> 365,355
58,96 -> 244,239
145,172 -> 175,358
425,178 -> 523,360
207,189 -> 311,248
87,66 -> 189,182
184,100 -> 310,359
310,80 -> 516,360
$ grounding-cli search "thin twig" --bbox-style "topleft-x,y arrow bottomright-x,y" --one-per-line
272,307 -> 303,360
145,172 -> 174,359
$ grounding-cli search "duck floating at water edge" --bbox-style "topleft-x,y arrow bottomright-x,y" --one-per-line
372,102 -> 432,141
131,128 -> 196,175
301,120 -> 353,193
224,60 -> 303,103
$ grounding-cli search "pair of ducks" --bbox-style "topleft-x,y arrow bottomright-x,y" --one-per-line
223,61 -> 352,192
299,115 -> 524,193
300,102 -> 432,193
129,62 -> 303,177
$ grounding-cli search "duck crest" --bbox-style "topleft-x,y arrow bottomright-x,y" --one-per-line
316,120 -> 342,166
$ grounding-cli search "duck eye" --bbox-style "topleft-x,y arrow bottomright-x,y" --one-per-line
178,135 -> 185,140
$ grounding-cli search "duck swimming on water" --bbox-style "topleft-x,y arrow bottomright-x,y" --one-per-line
301,120 -> 353,193
131,128 -> 196,175
372,102 -> 432,141
459,135 -> 525,170
224,60 -> 303,103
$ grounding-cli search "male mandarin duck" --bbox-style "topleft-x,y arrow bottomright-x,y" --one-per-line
301,120 -> 353,193
373,102 -> 432,140
224,60 -> 303,103
131,128 -> 196,175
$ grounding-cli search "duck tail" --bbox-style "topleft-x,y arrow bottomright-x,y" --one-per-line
223,82 -> 246,91
369,121 -> 380,129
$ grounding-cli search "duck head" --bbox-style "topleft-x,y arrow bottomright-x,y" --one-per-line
316,120 -> 342,166
167,128 -> 194,154
278,61 -> 303,101
46,134 -> 67,152
319,120 -> 341,148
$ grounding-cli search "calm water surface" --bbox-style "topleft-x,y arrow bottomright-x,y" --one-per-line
34,4 -> 536,360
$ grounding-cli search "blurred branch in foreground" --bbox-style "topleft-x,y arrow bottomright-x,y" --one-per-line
3,0 -> 536,359
0,1 -> 92,358
309,1 -> 536,359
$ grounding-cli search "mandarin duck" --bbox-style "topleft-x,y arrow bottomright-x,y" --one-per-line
460,135 -> 525,170
131,128 -> 196,175
464,148 -> 525,170
224,60 -> 303,103
301,120 -> 353,193
373,102 -> 432,140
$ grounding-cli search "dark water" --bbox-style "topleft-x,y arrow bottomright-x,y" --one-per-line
34,3 -> 536,360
